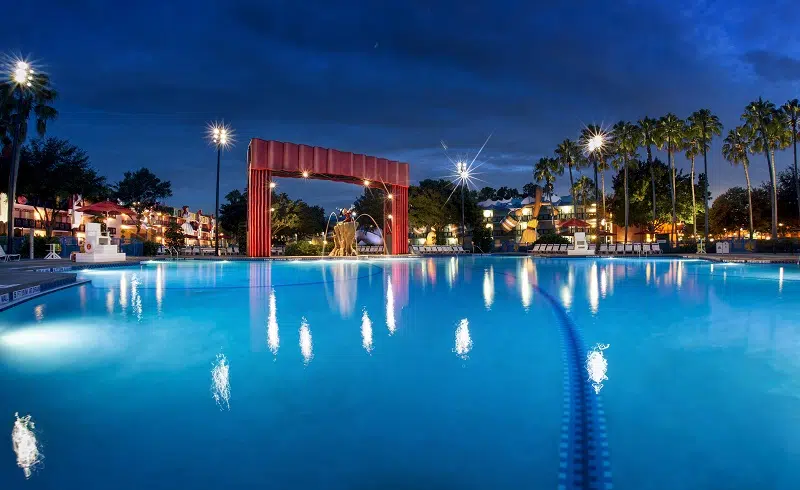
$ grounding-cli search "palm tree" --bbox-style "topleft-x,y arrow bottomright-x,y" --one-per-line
655,113 -> 685,246
1,66 -> 59,254
554,139 -> 584,217
638,117 -> 659,227
722,126 -> 755,239
611,121 -> 641,244
579,124 -> 608,247
572,175 -> 595,209
683,124 -> 701,238
783,100 -> 800,221
742,98 -> 780,239
534,157 -> 562,203
687,109 -> 723,241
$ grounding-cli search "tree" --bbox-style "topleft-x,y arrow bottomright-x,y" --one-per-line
533,157 -> 561,202
638,117 -> 659,226
742,98 -> 780,239
655,113 -> 685,245
522,182 -> 537,197
572,175 -> 596,209
579,124 -> 608,245
709,187 -> 752,236
353,188 -> 386,228
409,179 -> 478,233
219,189 -> 247,248
270,192 -> 303,238
687,109 -> 723,240
722,127 -> 755,239
611,121 -> 641,243
478,186 -> 496,201
295,203 -> 326,237
683,124 -> 701,237
164,220 -> 184,249
1,67 -> 58,253
610,158 -> 694,235
494,186 -> 520,200
114,168 -> 173,234
17,138 -> 107,237
782,100 -> 800,222
555,139 -> 585,215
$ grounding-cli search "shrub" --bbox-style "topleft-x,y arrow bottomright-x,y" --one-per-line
534,232 -> 570,245
470,223 -> 493,253
285,241 -> 323,256
20,235 -> 60,258
142,241 -> 161,256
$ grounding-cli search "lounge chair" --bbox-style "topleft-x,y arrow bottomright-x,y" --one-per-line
651,242 -> 663,254
557,244 -> 567,253
0,246 -> 21,261
624,244 -> 634,255
598,243 -> 610,255
532,244 -> 543,254
633,243 -> 643,255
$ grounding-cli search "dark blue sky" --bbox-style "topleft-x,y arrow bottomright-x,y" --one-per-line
3,0 -> 800,213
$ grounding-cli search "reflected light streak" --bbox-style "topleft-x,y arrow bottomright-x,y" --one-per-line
106,290 -> 114,314
645,262 -> 651,285
386,275 -> 396,335
155,265 -> 164,313
211,353 -> 230,410
520,264 -> 532,310
12,413 -> 41,479
586,343 -> 610,394
589,263 -> 599,314
600,266 -> 608,298
267,289 -> 279,356
299,317 -> 313,365
454,318 -> 473,359
361,308 -> 374,353
779,267 -> 784,292
130,274 -> 143,321
560,285 -> 573,310
34,305 -> 44,322
447,257 -> 457,288
119,272 -> 128,310
483,267 -> 494,310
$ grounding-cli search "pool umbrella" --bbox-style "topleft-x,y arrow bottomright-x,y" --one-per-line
76,201 -> 135,216
559,218 -> 590,228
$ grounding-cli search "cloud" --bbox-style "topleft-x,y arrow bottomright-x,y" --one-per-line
742,51 -> 800,82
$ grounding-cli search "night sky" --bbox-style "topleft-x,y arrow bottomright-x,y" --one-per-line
3,0 -> 800,213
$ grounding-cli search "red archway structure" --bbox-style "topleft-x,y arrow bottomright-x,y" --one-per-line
247,139 -> 410,257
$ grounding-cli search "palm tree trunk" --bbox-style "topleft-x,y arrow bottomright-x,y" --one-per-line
624,159 -> 629,244
767,147 -> 778,239
702,146 -> 710,240
744,164 -> 754,240
647,144 -> 656,228
668,144 -> 677,247
568,163 -> 576,219
601,170 -> 606,220
690,156 -> 696,238
593,159 -> 600,248
793,127 -> 800,223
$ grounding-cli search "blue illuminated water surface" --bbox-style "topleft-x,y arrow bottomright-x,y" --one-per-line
1,257 -> 800,489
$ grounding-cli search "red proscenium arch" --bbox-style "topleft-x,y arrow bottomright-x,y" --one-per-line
247,139 -> 410,257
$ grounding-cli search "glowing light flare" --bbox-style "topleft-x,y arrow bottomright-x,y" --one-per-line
12,413 -> 42,479
10,59 -> 34,87
299,318 -> 313,365
267,289 -> 279,355
211,353 -> 231,410
207,121 -> 234,149
301,170 -> 310,178
581,127 -> 609,157
589,263 -> 599,314
454,318 -> 473,359
386,275 -> 396,335
520,261 -> 532,310
363,180 -> 371,187
586,343 -> 610,394
387,193 -> 393,200
483,267 -> 495,310
361,308 -> 373,353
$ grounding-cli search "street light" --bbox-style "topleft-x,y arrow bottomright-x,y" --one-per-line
207,121 -> 233,257
456,161 -> 468,245
4,59 -> 37,256
582,127 -> 608,249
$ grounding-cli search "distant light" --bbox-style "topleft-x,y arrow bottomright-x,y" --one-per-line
363,180 -> 371,186
387,193 -> 393,200
269,182 -> 276,189
485,223 -> 493,229
302,171 -> 309,178
11,59 -> 34,87
270,207 -> 275,212
387,214 -> 393,220
207,121 -> 233,149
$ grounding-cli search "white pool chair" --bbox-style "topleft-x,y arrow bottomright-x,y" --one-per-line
0,246 -> 21,261
598,243 -> 610,254
633,243 -> 643,255
624,243 -> 634,254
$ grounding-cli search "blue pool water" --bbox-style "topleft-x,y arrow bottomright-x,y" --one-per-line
1,257 -> 800,489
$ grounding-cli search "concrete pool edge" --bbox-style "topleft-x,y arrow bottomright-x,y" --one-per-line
0,278 -> 91,312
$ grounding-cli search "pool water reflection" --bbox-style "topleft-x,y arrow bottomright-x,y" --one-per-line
0,257 -> 799,489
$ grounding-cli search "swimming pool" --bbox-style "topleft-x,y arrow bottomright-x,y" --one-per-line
1,257 -> 799,489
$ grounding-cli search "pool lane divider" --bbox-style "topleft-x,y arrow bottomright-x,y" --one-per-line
534,286 -> 613,490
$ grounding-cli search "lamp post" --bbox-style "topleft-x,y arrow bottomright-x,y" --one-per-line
208,122 -> 232,256
4,60 -> 35,256
457,161 -> 468,246
585,132 -> 607,249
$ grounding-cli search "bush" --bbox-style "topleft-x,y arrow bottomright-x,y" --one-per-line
20,235 -> 60,258
142,241 -> 161,256
284,241 -> 323,256
470,223 -> 493,253
753,238 -> 800,254
535,232 -> 570,245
